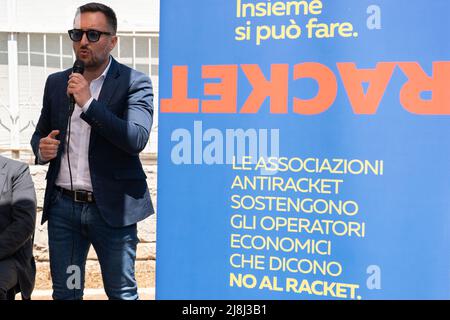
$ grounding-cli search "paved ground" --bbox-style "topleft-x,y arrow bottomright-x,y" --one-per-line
16,288 -> 155,300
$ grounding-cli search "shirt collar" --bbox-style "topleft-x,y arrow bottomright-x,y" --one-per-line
93,56 -> 112,82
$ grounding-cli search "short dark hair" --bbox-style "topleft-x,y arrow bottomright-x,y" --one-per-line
77,2 -> 117,34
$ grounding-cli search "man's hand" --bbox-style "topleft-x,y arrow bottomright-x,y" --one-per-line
67,73 -> 91,108
39,130 -> 60,162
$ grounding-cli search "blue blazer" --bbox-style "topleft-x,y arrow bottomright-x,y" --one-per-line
30,57 -> 154,227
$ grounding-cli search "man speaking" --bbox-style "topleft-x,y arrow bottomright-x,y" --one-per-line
30,2 -> 154,300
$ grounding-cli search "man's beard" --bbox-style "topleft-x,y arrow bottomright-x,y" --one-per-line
77,54 -> 100,69
77,48 -> 108,69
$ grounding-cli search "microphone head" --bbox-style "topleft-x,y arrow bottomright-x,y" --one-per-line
72,59 -> 85,74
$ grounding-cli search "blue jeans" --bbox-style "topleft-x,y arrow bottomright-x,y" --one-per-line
47,189 -> 139,300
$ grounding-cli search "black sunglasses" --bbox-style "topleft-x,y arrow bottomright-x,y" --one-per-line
68,29 -> 113,42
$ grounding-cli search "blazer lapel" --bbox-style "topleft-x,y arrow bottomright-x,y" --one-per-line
97,57 -> 120,107
89,57 -> 120,150
58,71 -> 71,133
57,73 -> 71,155
0,159 -> 7,194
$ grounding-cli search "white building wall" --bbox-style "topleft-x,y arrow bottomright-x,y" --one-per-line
0,2 -> 6,29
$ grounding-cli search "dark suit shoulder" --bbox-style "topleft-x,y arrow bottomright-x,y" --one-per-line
0,156 -> 29,182
0,156 -> 28,173
130,66 -> 150,80
46,68 -> 71,83
116,60 -> 151,83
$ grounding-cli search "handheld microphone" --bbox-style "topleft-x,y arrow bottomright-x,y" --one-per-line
69,59 -> 85,116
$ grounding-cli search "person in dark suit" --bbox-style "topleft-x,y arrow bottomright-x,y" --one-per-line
0,155 -> 36,300
30,2 -> 154,300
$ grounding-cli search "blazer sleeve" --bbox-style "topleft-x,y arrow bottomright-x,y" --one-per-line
0,163 -> 37,260
30,77 -> 53,165
80,73 -> 154,155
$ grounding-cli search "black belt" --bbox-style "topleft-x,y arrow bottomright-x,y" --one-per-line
55,186 -> 95,203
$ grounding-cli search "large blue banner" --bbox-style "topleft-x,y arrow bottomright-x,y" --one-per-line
156,0 -> 450,299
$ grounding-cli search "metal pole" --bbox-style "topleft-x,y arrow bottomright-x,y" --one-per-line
7,0 -> 20,158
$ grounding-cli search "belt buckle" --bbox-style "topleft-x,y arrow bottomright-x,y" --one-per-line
74,190 -> 84,203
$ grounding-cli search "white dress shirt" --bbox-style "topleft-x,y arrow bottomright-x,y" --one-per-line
55,58 -> 112,192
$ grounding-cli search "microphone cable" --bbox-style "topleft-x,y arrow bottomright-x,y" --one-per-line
66,111 -> 76,300
67,59 -> 84,300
